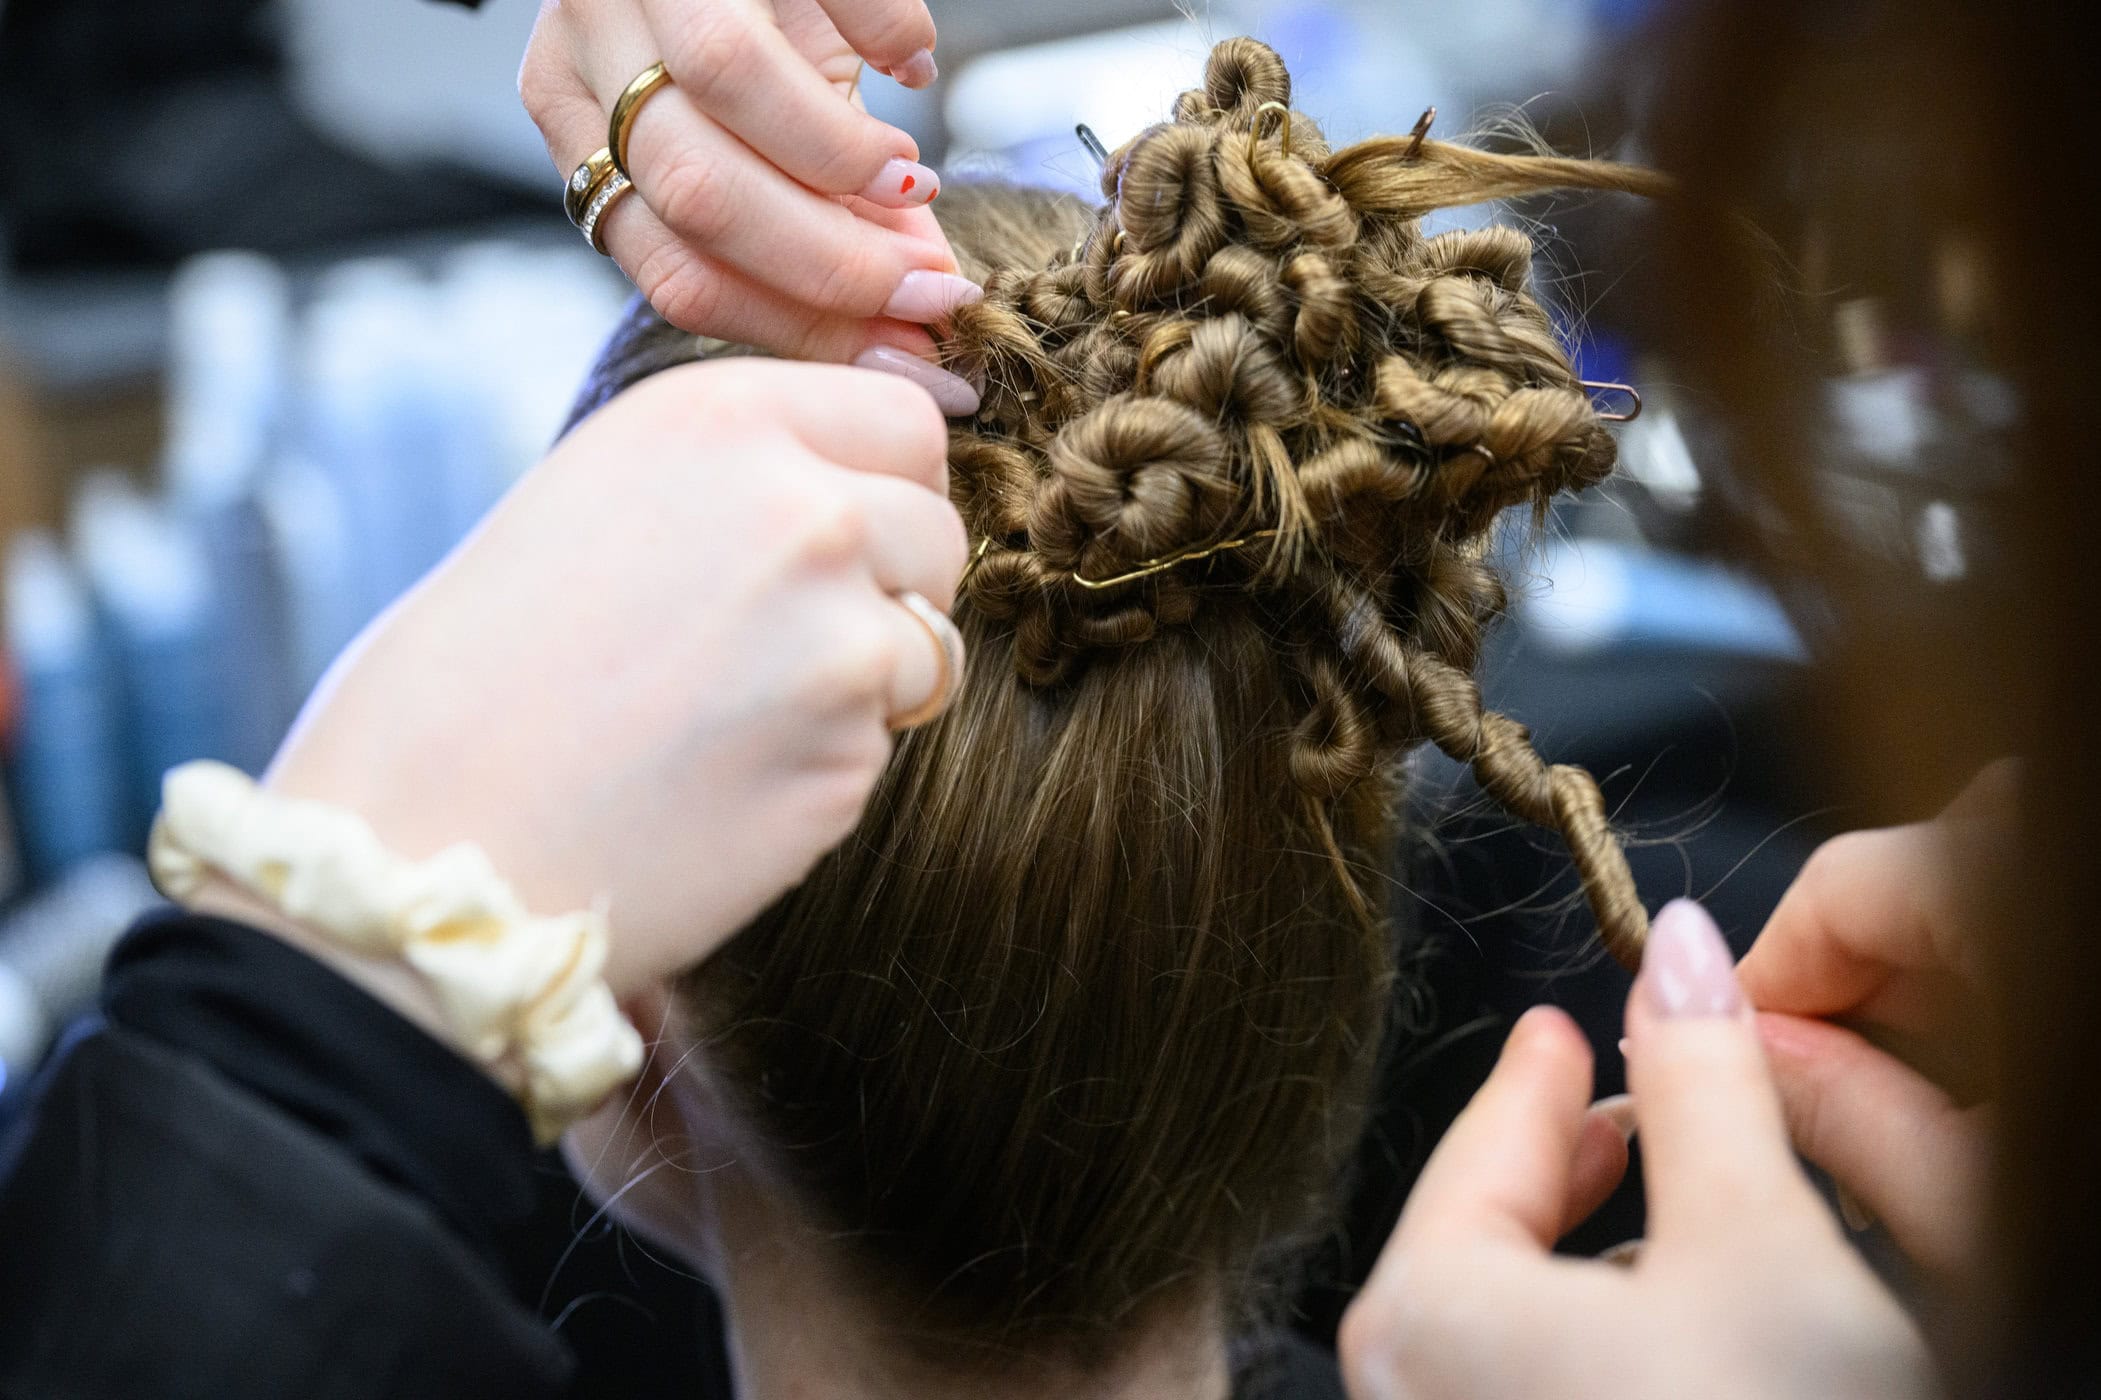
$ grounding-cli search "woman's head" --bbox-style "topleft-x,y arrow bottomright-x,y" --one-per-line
587,35 -> 1665,1376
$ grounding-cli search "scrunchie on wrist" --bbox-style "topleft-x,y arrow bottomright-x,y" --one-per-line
148,761 -> 644,1143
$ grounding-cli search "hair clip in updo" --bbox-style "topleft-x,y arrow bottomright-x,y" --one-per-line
1251,101 -> 1294,158
961,530 -> 1284,593
1403,106 -> 1437,161
1579,380 -> 1644,422
1075,122 -> 1111,169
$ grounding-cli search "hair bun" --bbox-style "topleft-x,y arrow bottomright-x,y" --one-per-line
938,36 -> 1666,966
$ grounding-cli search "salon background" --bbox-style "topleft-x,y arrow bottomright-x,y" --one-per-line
0,0 -> 2003,1392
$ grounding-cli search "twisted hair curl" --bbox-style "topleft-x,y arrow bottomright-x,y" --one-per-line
941,37 -> 1666,968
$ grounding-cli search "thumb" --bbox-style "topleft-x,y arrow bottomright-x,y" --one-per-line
1626,900 -> 1835,1252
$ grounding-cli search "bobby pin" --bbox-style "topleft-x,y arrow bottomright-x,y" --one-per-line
1075,123 -> 1110,169
1579,380 -> 1643,422
1251,100 -> 1294,159
1403,106 -> 1436,161
1073,529 -> 1281,589
960,529 -> 1283,592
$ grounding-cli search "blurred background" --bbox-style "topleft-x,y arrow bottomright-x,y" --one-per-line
0,0 -> 2010,1389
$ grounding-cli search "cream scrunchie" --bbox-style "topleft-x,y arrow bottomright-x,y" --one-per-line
148,761 -> 644,1142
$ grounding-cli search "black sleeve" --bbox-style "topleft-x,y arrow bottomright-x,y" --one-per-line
0,912 -> 576,1400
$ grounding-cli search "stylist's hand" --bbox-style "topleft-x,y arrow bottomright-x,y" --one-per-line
1340,901 -> 1937,1400
520,0 -> 984,401
263,359 -> 966,999
1737,762 -> 2009,1281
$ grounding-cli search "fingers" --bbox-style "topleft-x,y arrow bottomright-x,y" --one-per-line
808,0 -> 939,84
640,0 -> 927,198
1624,900 -> 1832,1250
842,471 -> 969,607
879,590 -> 963,725
1394,1006 -> 1596,1255
1739,760 -> 2017,1018
1758,1011 -> 1987,1278
1737,826 -> 1963,1018
524,68 -> 875,354
768,363 -> 954,493
1560,1103 -> 1633,1239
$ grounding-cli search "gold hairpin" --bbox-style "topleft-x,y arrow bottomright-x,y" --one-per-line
1073,529 -> 1280,589
1251,100 -> 1294,159
960,529 -> 1282,593
1579,380 -> 1643,422
960,535 -> 994,588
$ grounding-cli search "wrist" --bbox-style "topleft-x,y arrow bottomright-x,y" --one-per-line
151,761 -> 639,1138
181,875 -> 528,1100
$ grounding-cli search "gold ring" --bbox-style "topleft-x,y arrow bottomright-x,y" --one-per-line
609,61 -> 674,179
563,147 -> 619,227
888,590 -> 965,731
579,171 -> 636,255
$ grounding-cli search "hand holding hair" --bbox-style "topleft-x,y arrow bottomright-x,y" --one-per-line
1340,900 -> 1936,1400
520,0 -> 984,406
1735,761 -> 2011,1280
226,357 -> 966,1027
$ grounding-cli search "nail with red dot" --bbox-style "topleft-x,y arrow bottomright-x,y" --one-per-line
860,158 -> 940,209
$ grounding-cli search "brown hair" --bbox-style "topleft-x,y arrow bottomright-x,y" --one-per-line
668,37 -> 1669,1368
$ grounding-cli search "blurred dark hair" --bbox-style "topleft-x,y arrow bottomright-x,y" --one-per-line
1643,0 -> 2098,1387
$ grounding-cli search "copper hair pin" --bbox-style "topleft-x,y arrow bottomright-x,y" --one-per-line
1580,380 -> 1644,422
1404,106 -> 1437,161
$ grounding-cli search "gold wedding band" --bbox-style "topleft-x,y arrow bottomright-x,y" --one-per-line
609,61 -> 674,178
563,147 -> 619,227
888,591 -> 966,732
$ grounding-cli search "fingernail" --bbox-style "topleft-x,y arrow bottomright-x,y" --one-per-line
884,49 -> 939,89
1836,1185 -> 1876,1233
881,270 -> 983,324
854,345 -> 981,417
859,158 -> 941,208
1589,1093 -> 1637,1143
1639,899 -> 1743,1019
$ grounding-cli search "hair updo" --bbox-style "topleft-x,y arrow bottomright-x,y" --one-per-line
672,36 -> 1668,1376
941,38 -> 1660,966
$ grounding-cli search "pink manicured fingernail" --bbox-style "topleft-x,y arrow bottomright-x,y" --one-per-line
1589,1094 -> 1637,1143
883,49 -> 939,89
859,158 -> 941,208
881,270 -> 983,324
853,345 -> 981,417
1640,899 -> 1742,1019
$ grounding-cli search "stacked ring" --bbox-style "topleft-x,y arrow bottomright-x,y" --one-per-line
563,147 -> 619,228
564,145 -> 635,255
579,172 -> 635,255
609,62 -> 674,178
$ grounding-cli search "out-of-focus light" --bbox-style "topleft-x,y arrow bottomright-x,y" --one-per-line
946,20 -> 1218,185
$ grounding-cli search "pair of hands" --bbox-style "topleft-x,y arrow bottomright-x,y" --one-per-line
1343,766 -> 2010,1399
519,0 -> 982,411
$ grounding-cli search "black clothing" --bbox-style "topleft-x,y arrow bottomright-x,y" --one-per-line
0,914 -> 574,1399
0,912 -> 1343,1399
